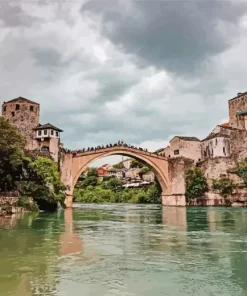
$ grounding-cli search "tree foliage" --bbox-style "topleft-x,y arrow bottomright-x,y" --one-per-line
212,177 -> 235,197
113,162 -> 124,169
17,156 -> 66,210
74,174 -> 161,204
139,166 -> 151,177
0,117 -> 25,191
130,159 -> 144,169
0,117 -> 65,211
87,168 -> 98,177
185,167 -> 208,199
236,158 -> 247,186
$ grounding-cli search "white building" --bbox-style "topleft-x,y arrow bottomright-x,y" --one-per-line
201,124 -> 238,160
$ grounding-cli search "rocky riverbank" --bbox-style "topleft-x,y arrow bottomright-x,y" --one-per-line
0,192 -> 26,216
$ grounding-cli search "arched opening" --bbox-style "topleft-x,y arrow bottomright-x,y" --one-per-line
41,146 -> 49,151
70,149 -> 169,205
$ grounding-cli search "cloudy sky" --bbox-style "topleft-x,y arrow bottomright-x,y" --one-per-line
1,0 -> 247,165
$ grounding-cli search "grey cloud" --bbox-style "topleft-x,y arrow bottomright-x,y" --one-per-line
31,47 -> 63,68
1,1 -> 247,153
0,3 -> 36,27
82,0 -> 247,75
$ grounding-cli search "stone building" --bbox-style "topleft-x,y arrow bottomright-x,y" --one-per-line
97,164 -> 109,181
1,97 -> 62,162
125,168 -> 141,180
201,124 -> 240,160
158,136 -> 201,162
2,97 -> 40,150
142,171 -> 155,182
107,167 -> 125,179
119,158 -> 132,169
228,91 -> 247,130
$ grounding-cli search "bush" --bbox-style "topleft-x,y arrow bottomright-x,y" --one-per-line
236,158 -> 247,186
17,197 -> 39,212
185,167 -> 208,199
213,178 -> 235,197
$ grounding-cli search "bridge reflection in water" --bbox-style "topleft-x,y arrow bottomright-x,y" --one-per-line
60,208 -> 83,256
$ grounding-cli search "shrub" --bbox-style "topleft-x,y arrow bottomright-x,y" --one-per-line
212,178 -> 235,197
236,158 -> 247,186
185,167 -> 208,199
17,197 -> 39,212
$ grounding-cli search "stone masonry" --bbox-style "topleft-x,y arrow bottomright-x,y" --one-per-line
2,97 -> 40,150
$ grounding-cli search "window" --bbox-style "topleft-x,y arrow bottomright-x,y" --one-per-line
3,106 -> 6,112
56,131 -> 59,137
38,130 -> 42,136
51,130 -> 54,136
11,112 -> 15,117
215,138 -> 217,145
44,129 -> 48,135
174,149 -> 179,155
16,104 -> 20,110
204,151 -> 207,157
223,147 -> 226,154
30,106 -> 34,112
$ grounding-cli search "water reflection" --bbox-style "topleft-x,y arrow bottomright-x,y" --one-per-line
0,205 -> 247,296
60,208 -> 83,256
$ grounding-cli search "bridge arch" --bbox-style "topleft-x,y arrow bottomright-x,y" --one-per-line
70,147 -> 170,197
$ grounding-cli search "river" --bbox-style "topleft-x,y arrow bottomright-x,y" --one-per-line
0,204 -> 247,296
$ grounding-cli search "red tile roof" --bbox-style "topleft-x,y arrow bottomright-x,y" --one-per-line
220,122 -> 229,127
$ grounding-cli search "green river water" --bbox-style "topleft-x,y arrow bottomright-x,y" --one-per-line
0,204 -> 247,296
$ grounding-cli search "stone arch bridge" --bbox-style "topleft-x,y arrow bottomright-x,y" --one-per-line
60,146 -> 192,208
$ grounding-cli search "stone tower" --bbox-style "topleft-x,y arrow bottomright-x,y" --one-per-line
1,97 -> 40,150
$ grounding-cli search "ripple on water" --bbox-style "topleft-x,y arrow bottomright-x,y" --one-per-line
1,205 -> 247,296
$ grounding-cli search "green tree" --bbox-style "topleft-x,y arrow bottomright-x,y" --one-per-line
82,176 -> 98,187
185,167 -> 208,199
212,177 -> 235,197
130,159 -> 144,168
0,117 -> 25,191
139,166 -> 150,178
236,158 -> 247,186
87,168 -> 98,177
102,177 -> 123,190
17,156 -> 65,211
113,162 -> 124,169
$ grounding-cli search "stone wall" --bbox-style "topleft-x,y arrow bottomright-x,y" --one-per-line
162,157 -> 194,206
168,157 -> 194,195
169,137 -> 201,161
2,98 -> 40,150
199,157 -> 237,186
60,153 -> 73,193
201,136 -> 230,159
0,192 -> 19,206
230,129 -> 247,162
229,92 -> 247,129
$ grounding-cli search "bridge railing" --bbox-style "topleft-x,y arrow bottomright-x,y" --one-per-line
61,145 -> 167,159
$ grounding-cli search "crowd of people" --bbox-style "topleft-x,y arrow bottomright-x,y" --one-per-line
60,140 -> 162,157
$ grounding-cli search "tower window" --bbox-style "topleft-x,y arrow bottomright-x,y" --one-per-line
56,131 -> 59,137
44,129 -> 47,135
38,130 -> 42,136
11,112 -> 15,117
16,104 -> 20,110
3,106 -> 6,112
223,147 -> 226,154
30,106 -> 34,112
174,149 -> 179,155
51,130 -> 54,135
